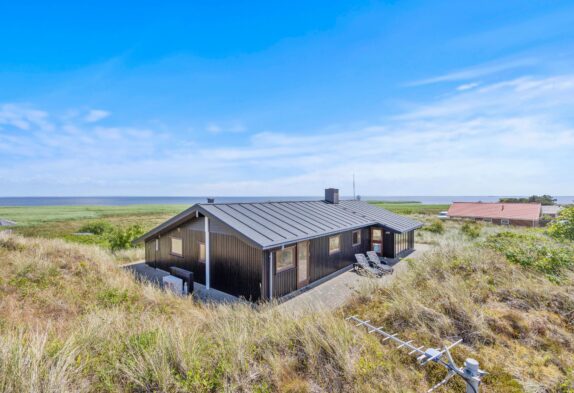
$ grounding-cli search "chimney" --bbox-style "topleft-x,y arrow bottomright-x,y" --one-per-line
207,197 -> 215,203
325,188 -> 339,204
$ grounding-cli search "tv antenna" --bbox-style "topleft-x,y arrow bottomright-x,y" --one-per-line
346,316 -> 486,392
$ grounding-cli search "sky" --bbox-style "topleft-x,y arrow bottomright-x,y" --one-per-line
1,1 -> 574,197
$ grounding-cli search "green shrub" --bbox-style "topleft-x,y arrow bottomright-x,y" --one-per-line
106,224 -> 144,252
484,231 -> 574,280
78,220 -> 113,235
461,222 -> 481,239
423,219 -> 444,234
547,206 -> 574,241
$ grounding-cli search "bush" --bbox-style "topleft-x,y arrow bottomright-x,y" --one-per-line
78,220 -> 113,235
106,224 -> 144,252
547,206 -> 574,241
484,231 -> 574,280
461,222 -> 481,239
423,219 -> 444,234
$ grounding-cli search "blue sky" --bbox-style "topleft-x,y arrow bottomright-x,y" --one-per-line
1,1 -> 574,196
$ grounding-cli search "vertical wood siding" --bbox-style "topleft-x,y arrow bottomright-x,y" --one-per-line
146,227 -> 207,284
210,233 -> 263,300
268,227 -> 371,298
144,216 -> 263,300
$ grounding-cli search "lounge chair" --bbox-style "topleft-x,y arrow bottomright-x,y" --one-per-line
354,254 -> 385,277
366,251 -> 394,274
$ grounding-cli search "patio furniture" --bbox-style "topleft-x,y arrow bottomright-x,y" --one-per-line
366,251 -> 394,274
354,254 -> 385,277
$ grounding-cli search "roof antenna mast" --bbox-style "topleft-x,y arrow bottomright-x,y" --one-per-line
346,316 -> 486,392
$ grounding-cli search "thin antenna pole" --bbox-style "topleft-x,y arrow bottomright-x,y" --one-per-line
346,316 -> 485,393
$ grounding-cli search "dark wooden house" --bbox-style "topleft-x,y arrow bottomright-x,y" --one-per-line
134,189 -> 422,301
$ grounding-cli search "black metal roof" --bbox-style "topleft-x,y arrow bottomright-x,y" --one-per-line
135,200 -> 422,249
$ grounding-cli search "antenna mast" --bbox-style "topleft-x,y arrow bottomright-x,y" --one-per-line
346,316 -> 486,392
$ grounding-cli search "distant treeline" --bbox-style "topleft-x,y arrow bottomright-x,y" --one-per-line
499,195 -> 556,205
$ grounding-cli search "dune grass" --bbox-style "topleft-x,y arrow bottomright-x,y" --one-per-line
1,219 -> 573,392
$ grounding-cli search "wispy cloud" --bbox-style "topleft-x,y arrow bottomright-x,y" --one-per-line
84,109 -> 110,123
1,70 -> 573,196
206,122 -> 246,134
407,57 -> 537,86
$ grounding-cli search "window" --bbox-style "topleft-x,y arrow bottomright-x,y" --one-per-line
329,235 -> 341,254
276,247 -> 295,273
198,241 -> 206,263
170,237 -> 183,257
352,230 -> 361,246
372,229 -> 382,241
483,218 -> 492,223
155,239 -> 159,251
501,219 -> 510,225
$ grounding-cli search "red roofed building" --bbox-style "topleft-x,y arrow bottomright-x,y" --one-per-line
447,202 -> 542,227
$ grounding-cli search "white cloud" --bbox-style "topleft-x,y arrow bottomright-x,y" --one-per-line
1,71 -> 574,196
456,82 -> 480,91
408,57 -> 536,86
84,109 -> 110,123
206,121 -> 246,134
0,104 -> 53,131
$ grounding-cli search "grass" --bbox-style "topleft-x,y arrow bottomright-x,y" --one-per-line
0,204 -> 186,226
368,202 -> 450,215
1,217 -> 573,392
0,205 -> 187,248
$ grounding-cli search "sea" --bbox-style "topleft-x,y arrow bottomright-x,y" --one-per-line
0,196 -> 573,206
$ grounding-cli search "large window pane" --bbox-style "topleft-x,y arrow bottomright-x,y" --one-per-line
329,235 -> 341,254
276,247 -> 295,273
171,237 -> 183,257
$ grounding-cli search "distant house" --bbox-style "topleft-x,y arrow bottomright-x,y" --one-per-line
541,205 -> 563,218
447,202 -> 541,227
134,188 -> 422,301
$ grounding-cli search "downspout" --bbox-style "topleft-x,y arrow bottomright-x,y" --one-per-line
269,252 -> 273,300
205,216 -> 210,290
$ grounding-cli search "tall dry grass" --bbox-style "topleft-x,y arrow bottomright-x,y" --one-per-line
0,228 -> 573,392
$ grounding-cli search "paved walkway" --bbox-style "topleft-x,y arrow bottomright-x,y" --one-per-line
278,244 -> 431,314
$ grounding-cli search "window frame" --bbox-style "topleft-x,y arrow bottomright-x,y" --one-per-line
198,241 -> 206,263
275,246 -> 296,273
170,237 -> 183,257
329,234 -> 341,255
352,230 -> 361,246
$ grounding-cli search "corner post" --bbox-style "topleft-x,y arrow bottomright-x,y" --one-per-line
205,216 -> 210,290
269,252 -> 273,300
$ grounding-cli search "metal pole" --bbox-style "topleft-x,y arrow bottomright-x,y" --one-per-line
205,216 -> 210,290
464,358 -> 480,393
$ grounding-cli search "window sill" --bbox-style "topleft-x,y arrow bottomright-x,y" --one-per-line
276,266 -> 296,274
170,253 -> 183,258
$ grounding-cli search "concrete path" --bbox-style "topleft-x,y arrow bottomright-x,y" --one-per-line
278,244 -> 431,314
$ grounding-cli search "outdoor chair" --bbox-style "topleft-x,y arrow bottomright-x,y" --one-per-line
354,254 -> 385,277
366,251 -> 394,274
